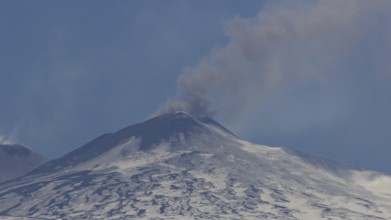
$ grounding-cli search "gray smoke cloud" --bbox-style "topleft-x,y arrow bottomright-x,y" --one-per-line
155,0 -> 391,121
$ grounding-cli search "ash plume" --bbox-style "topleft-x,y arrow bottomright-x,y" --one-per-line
155,0 -> 391,125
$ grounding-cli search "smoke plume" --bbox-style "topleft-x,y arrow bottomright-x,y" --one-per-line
155,0 -> 391,121
0,135 -> 13,145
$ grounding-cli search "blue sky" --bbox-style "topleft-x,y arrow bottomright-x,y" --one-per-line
1,0 -> 391,174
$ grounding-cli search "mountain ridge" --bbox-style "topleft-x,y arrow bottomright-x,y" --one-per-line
31,111 -> 235,175
0,112 -> 390,219
0,144 -> 47,183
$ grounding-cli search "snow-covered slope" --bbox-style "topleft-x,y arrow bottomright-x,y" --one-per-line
0,112 -> 390,219
0,144 -> 47,183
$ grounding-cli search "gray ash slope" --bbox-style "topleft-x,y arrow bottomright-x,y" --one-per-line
0,112 -> 390,219
0,144 -> 47,183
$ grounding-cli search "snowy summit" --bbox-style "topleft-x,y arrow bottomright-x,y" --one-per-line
0,144 -> 47,183
0,112 -> 390,219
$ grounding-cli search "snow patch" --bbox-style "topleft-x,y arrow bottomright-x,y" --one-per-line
351,170 -> 391,199
189,169 -> 228,190
113,144 -> 188,172
238,140 -> 285,160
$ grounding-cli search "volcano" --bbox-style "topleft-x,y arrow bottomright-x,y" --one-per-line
0,112 -> 390,219
0,144 -> 46,183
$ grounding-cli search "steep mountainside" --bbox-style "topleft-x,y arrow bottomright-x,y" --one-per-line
0,144 -> 47,183
0,112 -> 390,219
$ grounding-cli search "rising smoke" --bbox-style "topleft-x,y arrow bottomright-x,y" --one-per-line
155,0 -> 391,120
0,135 -> 13,145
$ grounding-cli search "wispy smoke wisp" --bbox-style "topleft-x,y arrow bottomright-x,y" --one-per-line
0,135 -> 13,145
